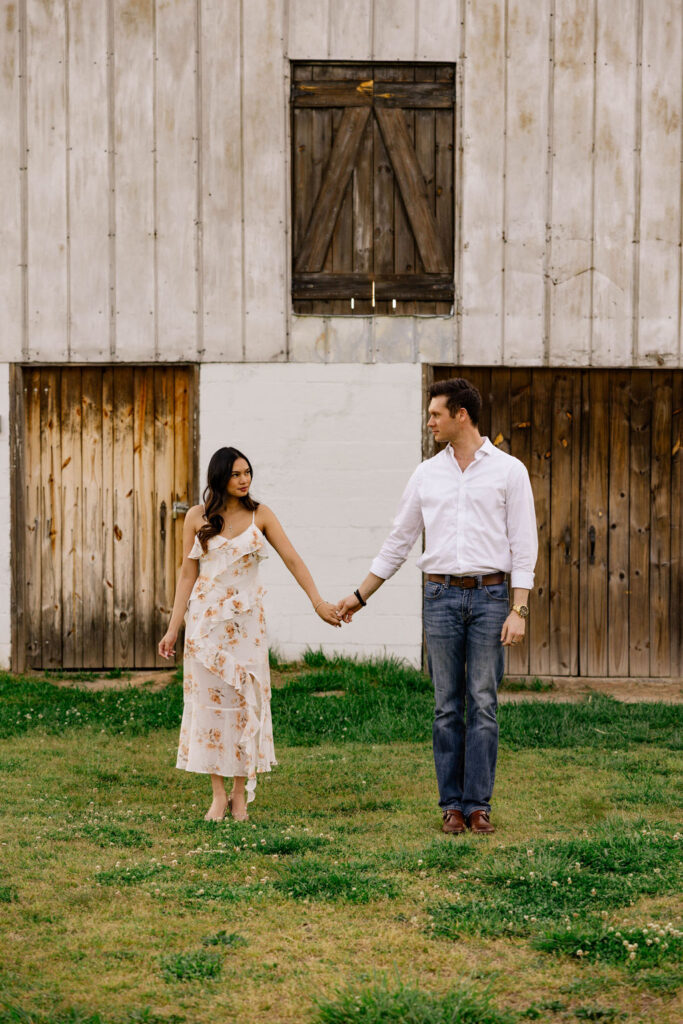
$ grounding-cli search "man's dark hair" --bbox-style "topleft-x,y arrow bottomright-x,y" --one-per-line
429,377 -> 482,425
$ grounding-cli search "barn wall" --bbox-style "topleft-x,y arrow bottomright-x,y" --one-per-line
1,0 -> 681,368
0,364 -> 11,668
199,362 -> 424,664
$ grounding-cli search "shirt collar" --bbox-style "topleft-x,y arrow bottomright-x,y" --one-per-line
446,437 -> 493,461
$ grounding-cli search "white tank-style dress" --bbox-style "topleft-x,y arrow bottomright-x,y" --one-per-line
176,513 -> 277,803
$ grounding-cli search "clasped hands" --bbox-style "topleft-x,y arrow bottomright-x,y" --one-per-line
315,593 -> 364,628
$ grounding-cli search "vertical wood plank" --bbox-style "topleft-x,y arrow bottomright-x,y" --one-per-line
584,371 -> 609,676
671,372 -> 683,676
10,367 -> 27,672
156,0 -> 197,359
201,0 -> 243,359
102,368 -> 115,667
504,0 -> 550,363
330,107 -> 355,315
460,0 -> 506,363
242,0 -> 288,360
650,371 -> 672,676
352,113 -> 374,316
373,0 -> 417,60
549,371 -> 575,674
637,0 -> 682,365
591,0 -> 637,364
81,369 -> 104,667
434,71 -> 455,316
548,0 -> 594,365
24,369 -> 42,668
0,0 -> 22,361
40,368 -> 62,668
173,367 -> 192,631
416,0 -> 459,61
373,105 -> 393,317
607,371 -> 630,676
629,371 -> 651,675
113,368 -> 135,667
288,0 -> 329,59
489,368 -> 511,454
395,66 -> 418,313
154,368 -> 174,667
509,368 -> 531,675
113,0 -> 155,360
68,0 -> 109,360
134,367 -> 156,666
61,369 -> 83,668
328,0 -> 373,60
26,0 -> 68,359
529,370 -> 551,675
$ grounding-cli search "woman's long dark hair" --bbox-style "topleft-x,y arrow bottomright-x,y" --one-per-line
196,447 -> 259,552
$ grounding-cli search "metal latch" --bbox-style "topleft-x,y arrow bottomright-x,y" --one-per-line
172,501 -> 190,519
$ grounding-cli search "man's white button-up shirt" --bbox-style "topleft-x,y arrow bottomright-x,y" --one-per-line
370,438 -> 538,590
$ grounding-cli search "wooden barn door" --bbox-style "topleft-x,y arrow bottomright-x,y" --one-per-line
429,367 -> 683,679
11,366 -> 197,672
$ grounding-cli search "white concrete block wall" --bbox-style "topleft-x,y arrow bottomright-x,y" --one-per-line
0,365 -> 11,668
199,363 -> 424,666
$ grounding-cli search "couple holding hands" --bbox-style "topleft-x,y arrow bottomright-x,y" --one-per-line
159,377 -> 538,833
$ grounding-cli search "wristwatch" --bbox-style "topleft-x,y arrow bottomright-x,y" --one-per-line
511,603 -> 529,618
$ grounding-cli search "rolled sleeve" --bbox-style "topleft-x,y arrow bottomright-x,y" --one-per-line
370,468 -> 424,580
506,461 -> 538,591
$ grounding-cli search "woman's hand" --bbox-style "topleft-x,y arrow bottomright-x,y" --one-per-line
314,601 -> 342,627
158,627 -> 179,660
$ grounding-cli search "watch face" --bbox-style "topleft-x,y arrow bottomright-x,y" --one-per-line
519,605 -> 529,618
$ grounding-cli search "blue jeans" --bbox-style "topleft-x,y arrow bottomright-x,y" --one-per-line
423,577 -> 509,817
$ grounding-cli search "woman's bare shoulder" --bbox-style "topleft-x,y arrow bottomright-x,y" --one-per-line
255,503 -> 276,528
186,504 -> 206,527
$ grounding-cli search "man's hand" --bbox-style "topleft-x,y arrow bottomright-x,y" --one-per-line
336,594 -> 362,623
501,610 -> 526,647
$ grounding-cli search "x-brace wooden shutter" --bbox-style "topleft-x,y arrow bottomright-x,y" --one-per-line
291,63 -> 455,316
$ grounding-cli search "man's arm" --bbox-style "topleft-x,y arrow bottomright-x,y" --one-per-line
337,467 -> 424,622
500,460 -> 538,646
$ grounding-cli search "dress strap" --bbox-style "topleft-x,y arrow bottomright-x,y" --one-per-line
252,509 -> 256,523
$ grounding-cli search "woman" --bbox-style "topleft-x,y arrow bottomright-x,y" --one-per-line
159,446 -> 340,821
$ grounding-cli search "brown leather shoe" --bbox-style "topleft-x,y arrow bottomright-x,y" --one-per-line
442,809 -> 467,834
468,810 -> 495,834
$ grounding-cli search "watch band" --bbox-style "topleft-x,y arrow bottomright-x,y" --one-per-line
511,603 -> 529,618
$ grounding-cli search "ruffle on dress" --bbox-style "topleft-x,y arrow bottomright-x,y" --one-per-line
177,525 -> 275,802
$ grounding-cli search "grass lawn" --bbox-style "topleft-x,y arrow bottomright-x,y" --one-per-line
0,654 -> 681,1024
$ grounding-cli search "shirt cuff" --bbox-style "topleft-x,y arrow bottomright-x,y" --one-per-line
369,556 -> 396,581
510,570 -> 534,590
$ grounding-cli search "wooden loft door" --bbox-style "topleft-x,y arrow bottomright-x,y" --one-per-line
429,367 -> 683,679
11,366 -> 197,672
291,62 -> 455,315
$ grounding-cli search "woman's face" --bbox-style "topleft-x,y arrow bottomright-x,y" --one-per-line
226,458 -> 252,499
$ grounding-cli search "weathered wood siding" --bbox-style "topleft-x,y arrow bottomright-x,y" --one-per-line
1,0 -> 682,366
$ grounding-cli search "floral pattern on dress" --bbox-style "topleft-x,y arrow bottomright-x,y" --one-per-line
175,523 -> 276,803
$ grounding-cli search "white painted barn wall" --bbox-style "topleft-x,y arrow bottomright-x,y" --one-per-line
1,0 -> 682,369
198,363 -> 424,664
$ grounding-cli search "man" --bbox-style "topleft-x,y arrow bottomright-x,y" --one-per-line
338,378 -> 538,835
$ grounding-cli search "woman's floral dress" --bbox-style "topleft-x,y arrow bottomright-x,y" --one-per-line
176,517 -> 276,803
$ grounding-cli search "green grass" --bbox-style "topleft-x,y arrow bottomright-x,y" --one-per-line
1,656 -> 682,1024
2,660 -> 680,751
313,978 -> 516,1023
427,819 -> 682,940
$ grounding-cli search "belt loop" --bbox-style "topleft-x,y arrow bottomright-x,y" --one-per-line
476,575 -> 483,589
444,574 -> 451,588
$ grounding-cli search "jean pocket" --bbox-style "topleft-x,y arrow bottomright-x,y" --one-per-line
424,580 -> 445,600
483,582 -> 509,602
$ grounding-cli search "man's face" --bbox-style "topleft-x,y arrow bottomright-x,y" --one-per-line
427,395 -> 466,444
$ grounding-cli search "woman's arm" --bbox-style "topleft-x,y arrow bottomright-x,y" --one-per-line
258,505 -> 341,627
158,506 -> 202,659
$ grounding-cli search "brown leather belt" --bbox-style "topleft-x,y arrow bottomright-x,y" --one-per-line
426,572 -> 506,589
